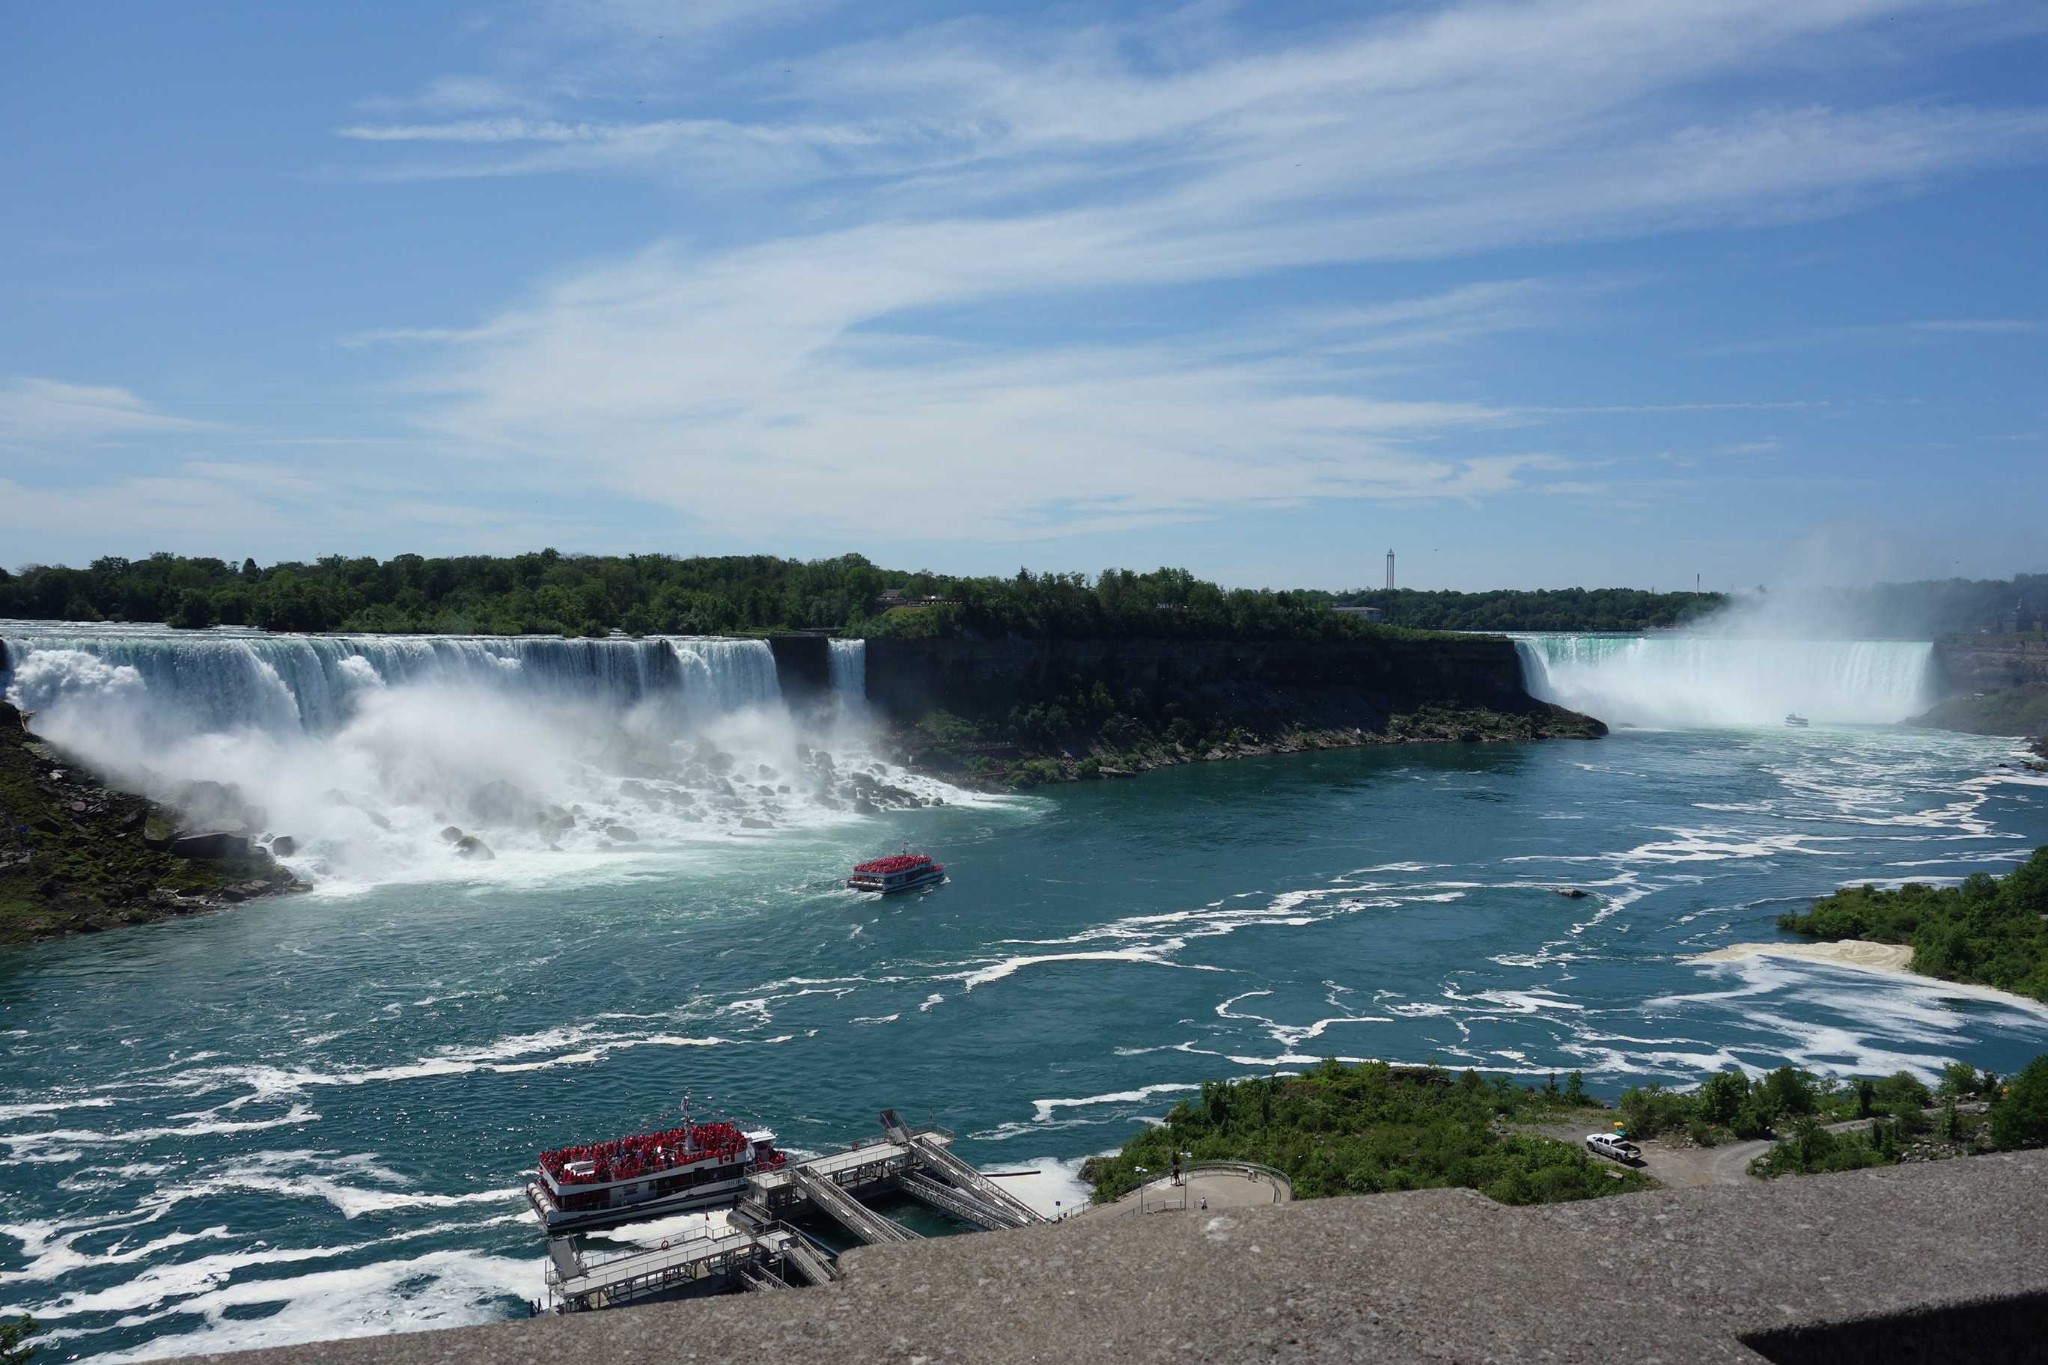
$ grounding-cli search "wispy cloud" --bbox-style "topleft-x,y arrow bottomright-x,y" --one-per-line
1699,317 -> 2042,354
0,378 -> 212,451
340,0 -> 2048,542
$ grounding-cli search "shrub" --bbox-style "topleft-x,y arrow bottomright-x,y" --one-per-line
1990,1056 -> 2048,1150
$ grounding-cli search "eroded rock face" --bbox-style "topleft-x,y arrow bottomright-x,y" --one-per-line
169,831 -> 253,861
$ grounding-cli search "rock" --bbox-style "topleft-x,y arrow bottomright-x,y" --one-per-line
604,824 -> 638,842
468,779 -> 532,825
454,834 -> 494,860
740,816 -> 774,829
268,835 -> 297,857
169,831 -> 252,861
1554,887 -> 1589,900
619,780 -> 655,801
440,826 -> 464,844
0,700 -> 22,731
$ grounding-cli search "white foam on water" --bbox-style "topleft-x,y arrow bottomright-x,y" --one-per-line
995,1154 -> 1096,1219
1028,1083 -> 1202,1124
80,1249 -> 533,1363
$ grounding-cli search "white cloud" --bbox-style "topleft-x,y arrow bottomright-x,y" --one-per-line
352,0 -> 2048,542
0,378 -> 211,450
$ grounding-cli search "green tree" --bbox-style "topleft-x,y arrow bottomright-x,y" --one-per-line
1990,1056 -> 2048,1150
1,1315 -> 35,1365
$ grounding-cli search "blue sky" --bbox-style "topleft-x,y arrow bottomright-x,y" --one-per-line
3,0 -> 2045,592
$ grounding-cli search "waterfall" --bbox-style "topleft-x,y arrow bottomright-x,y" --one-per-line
828,639 -> 866,703
1513,633 -> 1937,728
0,628 -> 774,736
0,623 -> 962,887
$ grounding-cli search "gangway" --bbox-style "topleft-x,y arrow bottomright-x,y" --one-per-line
545,1226 -> 764,1312
897,1170 -> 1023,1232
779,1235 -> 840,1286
792,1167 -> 922,1245
906,1134 -> 1046,1229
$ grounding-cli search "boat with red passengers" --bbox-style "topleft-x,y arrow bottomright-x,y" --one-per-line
526,1107 -> 784,1233
847,850 -> 945,894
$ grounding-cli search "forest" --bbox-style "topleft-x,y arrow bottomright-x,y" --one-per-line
4,552 -> 2040,640
0,551 -> 1714,639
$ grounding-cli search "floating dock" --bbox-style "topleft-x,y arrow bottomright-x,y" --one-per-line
542,1110 -> 1045,1312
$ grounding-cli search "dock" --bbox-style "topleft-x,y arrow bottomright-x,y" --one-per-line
542,1109 -> 1045,1312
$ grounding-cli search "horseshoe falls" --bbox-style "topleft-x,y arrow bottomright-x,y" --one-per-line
1513,633 -> 1938,728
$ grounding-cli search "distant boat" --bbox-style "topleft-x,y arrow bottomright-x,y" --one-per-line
1784,714 -> 1810,728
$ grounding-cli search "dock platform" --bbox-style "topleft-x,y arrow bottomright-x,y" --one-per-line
541,1109 -> 1045,1312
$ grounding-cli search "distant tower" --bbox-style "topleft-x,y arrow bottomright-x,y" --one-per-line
1385,549 -> 1396,592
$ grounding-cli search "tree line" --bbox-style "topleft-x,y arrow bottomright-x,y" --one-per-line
0,554 -> 1434,641
6,551 -> 2038,640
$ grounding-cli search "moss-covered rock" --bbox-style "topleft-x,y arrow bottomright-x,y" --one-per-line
0,702 -> 303,946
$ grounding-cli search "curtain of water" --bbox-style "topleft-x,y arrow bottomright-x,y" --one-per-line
1513,633 -> 1937,728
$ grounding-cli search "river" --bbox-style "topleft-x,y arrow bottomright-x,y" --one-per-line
3,625 -> 2047,1360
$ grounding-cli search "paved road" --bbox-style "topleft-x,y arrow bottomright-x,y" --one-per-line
1519,1114 -> 1892,1188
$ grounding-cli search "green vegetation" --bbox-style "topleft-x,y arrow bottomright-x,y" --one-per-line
0,1314 -> 34,1365
1913,684 -> 2048,738
1335,586 -> 1723,632
1991,1056 -> 2048,1151
1775,848 -> 2048,1003
0,553 -> 1453,642
1084,1060 -> 1650,1207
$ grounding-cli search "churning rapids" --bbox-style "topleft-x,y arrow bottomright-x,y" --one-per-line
4,624 -> 2048,1361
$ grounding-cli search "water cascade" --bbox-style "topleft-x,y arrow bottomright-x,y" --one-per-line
828,638 -> 867,704
0,624 -> 937,888
1514,633 -> 1937,728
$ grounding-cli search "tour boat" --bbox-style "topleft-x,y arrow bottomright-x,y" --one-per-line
1785,714 -> 1810,728
526,1107 -> 784,1233
847,850 -> 946,894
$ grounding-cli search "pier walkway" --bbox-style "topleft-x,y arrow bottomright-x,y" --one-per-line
542,1109 -> 1047,1312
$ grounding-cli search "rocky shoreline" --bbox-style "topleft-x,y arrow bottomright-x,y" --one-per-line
890,701 -> 1605,790
0,702 -> 303,946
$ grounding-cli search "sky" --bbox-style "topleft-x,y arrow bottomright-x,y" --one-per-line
2,0 -> 2046,593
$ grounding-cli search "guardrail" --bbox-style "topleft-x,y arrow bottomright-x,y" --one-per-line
1183,1160 -> 1294,1200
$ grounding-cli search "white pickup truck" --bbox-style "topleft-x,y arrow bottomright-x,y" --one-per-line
1585,1133 -> 1643,1164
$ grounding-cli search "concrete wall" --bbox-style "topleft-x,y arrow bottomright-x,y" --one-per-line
182,1150 -> 2048,1365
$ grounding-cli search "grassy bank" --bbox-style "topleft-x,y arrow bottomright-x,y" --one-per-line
1775,847 -> 2048,1003
1084,1061 -> 1650,1207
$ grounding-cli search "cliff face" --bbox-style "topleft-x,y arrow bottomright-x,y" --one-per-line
860,634 -> 1601,785
1917,637 -> 2048,737
864,635 -> 1530,718
1933,636 -> 2048,695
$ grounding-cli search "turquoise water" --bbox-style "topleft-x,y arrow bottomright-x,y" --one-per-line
6,724 -> 2048,1359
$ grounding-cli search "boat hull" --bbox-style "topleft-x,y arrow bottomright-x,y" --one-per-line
847,868 -> 946,894
526,1175 -> 752,1233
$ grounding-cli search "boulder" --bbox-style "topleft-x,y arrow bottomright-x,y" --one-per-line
169,831 -> 253,861
439,826 -> 464,844
604,824 -> 638,842
454,834 -> 494,860
740,816 -> 774,829
268,835 -> 297,858
0,700 -> 23,731
1554,887 -> 1589,900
